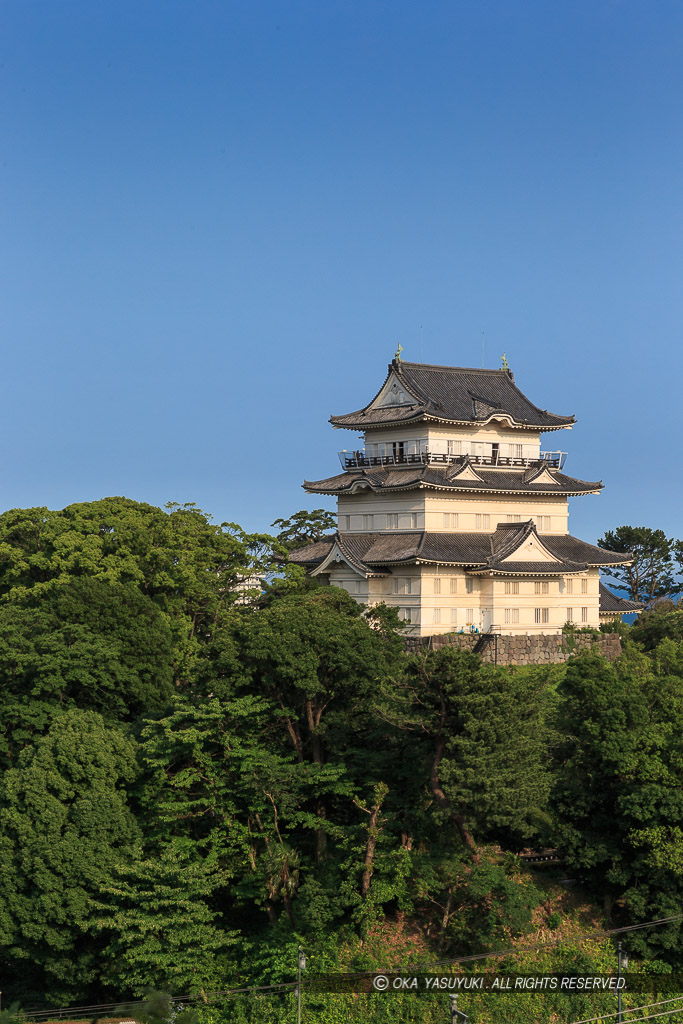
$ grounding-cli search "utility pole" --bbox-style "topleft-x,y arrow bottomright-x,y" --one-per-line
617,941 -> 628,1023
296,944 -> 307,1024
450,993 -> 469,1023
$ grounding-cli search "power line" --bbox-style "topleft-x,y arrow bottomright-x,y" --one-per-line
568,996 -> 683,1024
422,914 -> 683,972
16,982 -> 296,1020
570,1004 -> 683,1024
15,914 -> 683,1019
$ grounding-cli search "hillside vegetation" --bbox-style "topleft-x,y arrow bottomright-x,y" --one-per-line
0,499 -> 681,1023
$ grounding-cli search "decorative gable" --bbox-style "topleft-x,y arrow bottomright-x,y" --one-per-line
310,541 -> 367,578
525,465 -> 559,486
370,371 -> 421,410
501,532 -> 561,564
449,462 -> 485,483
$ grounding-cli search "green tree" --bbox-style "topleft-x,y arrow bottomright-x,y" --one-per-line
400,649 -> 552,853
95,851 -> 235,997
552,650 -> 683,961
235,588 -> 403,861
597,525 -> 677,604
630,603 -> 683,651
270,509 -> 336,550
136,696 -> 348,928
0,578 -> 174,760
0,498 -> 296,681
0,710 -> 140,1003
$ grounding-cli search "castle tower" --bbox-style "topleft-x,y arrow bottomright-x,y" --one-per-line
290,358 -> 631,636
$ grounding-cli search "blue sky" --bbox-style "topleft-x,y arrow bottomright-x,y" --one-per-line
2,1 -> 682,542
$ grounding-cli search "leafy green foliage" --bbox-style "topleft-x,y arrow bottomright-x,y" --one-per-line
2,499 -> 683,1011
552,649 -> 683,960
0,710 -> 140,1002
95,851 -> 236,996
400,649 -> 552,849
270,508 -> 336,550
0,577 -> 173,759
597,525 -> 679,604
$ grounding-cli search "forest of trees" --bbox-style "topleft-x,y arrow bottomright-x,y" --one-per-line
0,498 -> 682,1024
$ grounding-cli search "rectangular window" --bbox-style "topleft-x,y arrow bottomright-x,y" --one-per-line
537,516 -> 550,531
465,578 -> 477,594
513,444 -> 523,459
504,608 -> 519,624
442,512 -> 459,529
433,608 -> 441,625
466,608 -> 474,624
393,578 -> 412,596
581,606 -> 589,622
362,515 -> 373,530
566,607 -> 574,623
386,514 -> 398,529
433,578 -> 441,594
399,607 -> 412,624
535,607 -> 549,624
449,578 -> 458,595
450,607 -> 458,623
506,514 -> 522,523
339,515 -> 350,531
566,579 -> 574,595
397,513 -> 418,529
504,581 -> 520,595
475,514 -> 490,529
534,581 -> 549,595
581,578 -> 588,594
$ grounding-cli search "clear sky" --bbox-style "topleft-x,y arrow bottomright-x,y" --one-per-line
2,1 -> 682,542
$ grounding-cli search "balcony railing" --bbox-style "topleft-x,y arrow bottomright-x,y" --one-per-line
338,450 -> 567,471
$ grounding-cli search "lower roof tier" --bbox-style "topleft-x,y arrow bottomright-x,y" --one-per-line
303,458 -> 601,497
289,521 -> 632,578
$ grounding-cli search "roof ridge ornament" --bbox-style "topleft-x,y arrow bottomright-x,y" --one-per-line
501,352 -> 509,370
394,343 -> 404,362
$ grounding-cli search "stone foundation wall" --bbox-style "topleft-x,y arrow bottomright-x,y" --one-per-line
404,631 -> 622,665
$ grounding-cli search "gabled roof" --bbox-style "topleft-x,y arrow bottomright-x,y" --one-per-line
289,523 -> 632,574
303,460 -> 601,497
330,360 -> 575,432
599,582 -> 642,615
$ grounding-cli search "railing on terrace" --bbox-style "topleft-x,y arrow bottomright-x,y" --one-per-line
337,449 -> 567,471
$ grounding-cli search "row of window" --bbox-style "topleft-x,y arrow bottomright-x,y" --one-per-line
339,513 -> 556,532
382,605 -> 591,626
430,577 -> 589,595
366,441 -> 528,459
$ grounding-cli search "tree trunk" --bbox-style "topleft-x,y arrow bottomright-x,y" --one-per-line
439,887 -> 453,949
359,783 -> 388,898
431,738 -> 478,856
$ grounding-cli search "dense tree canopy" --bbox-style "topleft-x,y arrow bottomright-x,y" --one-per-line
0,710 -> 140,1002
0,498 -> 682,1016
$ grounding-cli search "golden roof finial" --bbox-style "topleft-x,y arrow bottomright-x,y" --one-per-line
394,343 -> 404,362
501,352 -> 509,370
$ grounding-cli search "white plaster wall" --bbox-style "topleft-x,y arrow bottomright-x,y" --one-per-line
362,424 -> 546,461
337,492 -> 570,535
324,564 -> 601,638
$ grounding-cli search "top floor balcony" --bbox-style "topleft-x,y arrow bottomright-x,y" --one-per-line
338,449 -> 567,471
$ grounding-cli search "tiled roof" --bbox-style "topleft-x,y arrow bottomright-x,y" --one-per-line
288,523 -> 633,573
543,535 -> 630,566
304,461 -> 601,496
330,360 -> 575,431
599,582 -> 642,614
